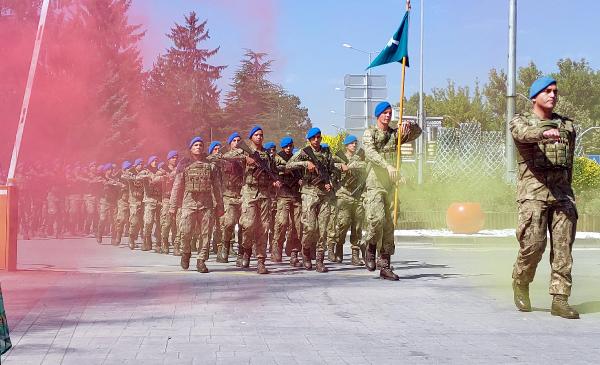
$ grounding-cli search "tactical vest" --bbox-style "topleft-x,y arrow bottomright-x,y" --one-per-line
244,150 -> 273,188
302,147 -> 333,187
184,161 -> 212,193
277,151 -> 301,191
516,117 -> 573,170
223,160 -> 244,191
368,127 -> 398,166
129,175 -> 144,200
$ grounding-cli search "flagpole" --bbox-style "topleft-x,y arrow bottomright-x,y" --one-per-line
393,0 -> 410,226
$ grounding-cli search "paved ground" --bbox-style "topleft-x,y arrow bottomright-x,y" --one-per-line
1,236 -> 600,364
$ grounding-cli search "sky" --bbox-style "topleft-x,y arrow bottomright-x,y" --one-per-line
130,0 -> 600,136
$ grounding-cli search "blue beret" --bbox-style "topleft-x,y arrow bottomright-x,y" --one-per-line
134,158 -> 143,167
101,163 -> 112,172
280,136 -> 293,148
343,135 -> 358,145
121,160 -> 132,170
208,141 -> 221,154
157,162 -> 165,170
147,156 -> 158,165
306,127 -> 321,139
248,125 -> 263,139
227,132 -> 241,144
529,76 -> 557,99
167,150 -> 178,160
188,136 -> 203,149
264,141 -> 276,150
374,101 -> 392,117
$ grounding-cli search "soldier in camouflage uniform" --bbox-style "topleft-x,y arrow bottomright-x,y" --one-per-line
96,164 -> 122,244
510,76 -> 579,319
333,135 -> 367,265
169,137 -> 224,273
159,151 -> 179,254
65,165 -> 85,236
138,156 -> 164,252
224,126 -> 281,274
362,101 -> 422,280
122,158 -> 145,250
272,136 -> 302,266
264,141 -> 278,254
114,161 -> 131,246
207,141 -> 223,256
82,163 -> 99,237
216,132 -> 244,265
287,128 -> 341,272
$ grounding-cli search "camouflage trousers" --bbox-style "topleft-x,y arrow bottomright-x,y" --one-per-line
160,198 -> 177,251
143,199 -> 161,246
220,195 -> 242,252
300,193 -> 333,254
362,189 -> 395,255
273,196 -> 302,256
43,192 -> 64,238
115,198 -> 130,244
179,206 -> 212,260
512,199 -> 578,296
326,199 -> 338,251
173,209 -> 183,252
97,198 -> 117,241
82,194 -> 97,235
335,196 -> 364,252
240,194 -> 270,259
66,194 -> 83,234
128,200 -> 144,243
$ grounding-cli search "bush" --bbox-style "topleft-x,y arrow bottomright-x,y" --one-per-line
572,157 -> 600,193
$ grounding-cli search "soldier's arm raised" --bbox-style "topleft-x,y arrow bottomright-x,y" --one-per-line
285,150 -> 309,171
509,115 -> 545,143
363,128 -> 392,169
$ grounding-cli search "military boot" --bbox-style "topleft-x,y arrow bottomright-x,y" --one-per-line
551,294 -> 580,319
173,245 -> 181,256
327,242 -> 336,262
216,243 -> 229,263
334,244 -> 343,263
242,248 -> 251,268
351,248 -> 364,266
115,229 -> 123,245
96,225 -> 103,244
161,240 -> 170,255
180,253 -> 191,270
365,244 -> 376,271
379,254 -> 399,281
236,246 -> 244,268
302,248 -> 313,270
315,252 -> 328,273
289,250 -> 300,267
512,280 -> 531,312
257,258 -> 269,274
216,245 -> 223,261
196,259 -> 209,273
211,240 -> 218,254
129,236 -> 137,250
140,236 -> 150,251
153,240 -> 161,253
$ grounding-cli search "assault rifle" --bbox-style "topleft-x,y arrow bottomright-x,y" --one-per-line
302,146 -> 332,186
237,142 -> 280,182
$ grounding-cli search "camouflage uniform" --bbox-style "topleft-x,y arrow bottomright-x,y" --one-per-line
114,170 -> 130,245
169,156 -> 223,272
96,174 -> 122,244
272,150 -> 302,265
287,146 -> 337,271
333,150 -> 367,265
82,169 -> 100,236
65,168 -> 85,235
138,167 -> 164,251
362,122 -> 422,276
159,164 -> 178,254
510,112 -> 577,296
43,169 -> 67,239
214,152 -> 244,264
122,168 -> 144,249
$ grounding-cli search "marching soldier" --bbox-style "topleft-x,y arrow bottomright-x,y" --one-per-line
510,76 -> 579,319
159,151 -> 179,254
96,163 -> 122,244
114,161 -> 132,246
286,127 -> 342,272
138,156 -> 164,252
272,136 -> 302,266
362,101 -> 422,280
169,137 -> 224,273
207,141 -> 223,256
123,158 -> 145,250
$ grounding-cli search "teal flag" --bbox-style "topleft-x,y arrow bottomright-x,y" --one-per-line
367,11 -> 410,69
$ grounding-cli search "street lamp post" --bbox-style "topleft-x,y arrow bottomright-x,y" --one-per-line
342,43 -> 377,131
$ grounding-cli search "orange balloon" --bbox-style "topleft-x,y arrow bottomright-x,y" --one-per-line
446,202 -> 485,234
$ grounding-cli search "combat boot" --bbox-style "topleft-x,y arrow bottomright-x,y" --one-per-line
551,294 -> 580,319
242,248 -> 251,268
129,236 -> 137,250
161,241 -> 170,255
196,259 -> 209,273
216,243 -> 229,263
351,248 -> 364,266
315,252 -> 328,273
211,240 -> 218,254
365,244 -> 376,271
512,280 -> 531,312
379,254 -> 399,281
257,258 -> 269,274
180,253 -> 191,270
173,246 -> 181,256
327,242 -> 336,262
289,250 -> 300,267
334,244 -> 343,263
302,248 -> 313,270
141,236 -> 150,251
236,247 -> 244,268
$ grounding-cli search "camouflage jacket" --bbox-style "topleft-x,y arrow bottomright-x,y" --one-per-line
286,145 -> 337,197
169,155 -> 223,212
274,151 -> 301,198
335,151 -> 367,201
509,112 -> 576,203
224,144 -> 277,200
208,151 -> 244,198
363,122 -> 422,193
121,169 -> 144,203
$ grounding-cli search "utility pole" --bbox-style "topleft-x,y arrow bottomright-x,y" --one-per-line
505,0 -> 517,184
417,0 -> 425,184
